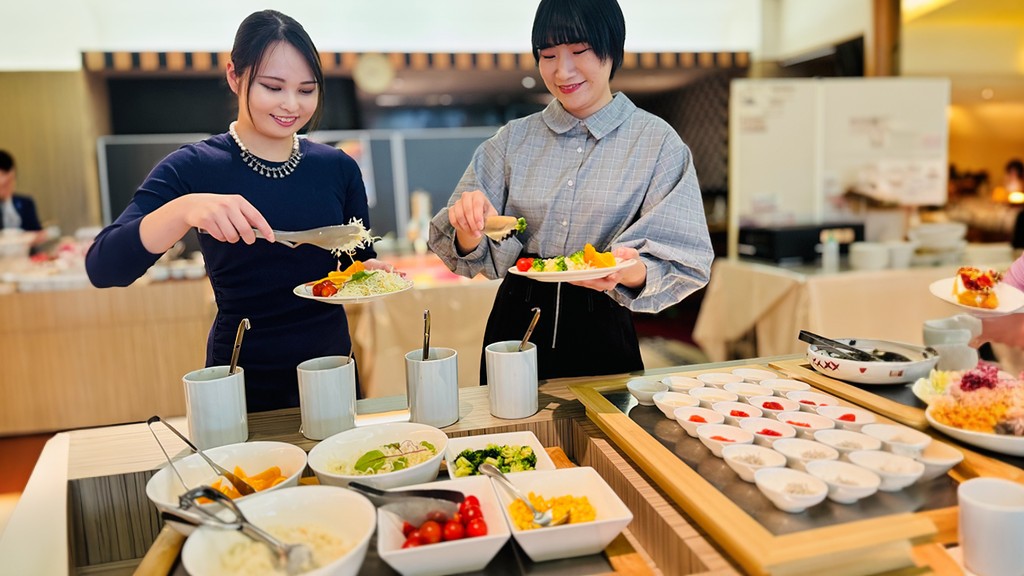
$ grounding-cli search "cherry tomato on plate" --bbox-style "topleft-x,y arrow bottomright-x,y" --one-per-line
418,520 -> 442,545
460,503 -> 483,522
442,520 -> 465,541
312,279 -> 336,297
401,521 -> 416,537
462,495 -> 480,509
466,518 -> 488,537
516,258 -> 534,272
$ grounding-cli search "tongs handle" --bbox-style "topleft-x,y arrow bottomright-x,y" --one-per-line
798,330 -> 876,362
348,481 -> 465,505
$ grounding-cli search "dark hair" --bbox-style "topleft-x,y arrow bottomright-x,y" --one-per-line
0,150 -> 13,172
1007,159 -> 1024,178
531,0 -> 626,80
231,10 -> 325,130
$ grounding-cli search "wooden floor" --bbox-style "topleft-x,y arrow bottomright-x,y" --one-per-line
0,433 -> 51,493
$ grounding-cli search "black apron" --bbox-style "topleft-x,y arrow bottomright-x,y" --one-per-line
479,272 -> 643,385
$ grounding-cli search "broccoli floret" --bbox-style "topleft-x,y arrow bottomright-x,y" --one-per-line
508,460 -> 527,473
453,455 -> 475,477
568,250 -> 585,267
500,445 -> 518,460
515,217 -> 527,233
531,258 -> 546,271
554,256 -> 568,271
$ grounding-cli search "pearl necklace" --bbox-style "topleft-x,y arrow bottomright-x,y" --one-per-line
228,121 -> 302,179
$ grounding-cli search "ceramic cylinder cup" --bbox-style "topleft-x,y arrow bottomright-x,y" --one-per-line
405,348 -> 459,428
485,341 -> 539,419
297,356 -> 357,441
958,477 -> 1024,576
183,366 -> 248,450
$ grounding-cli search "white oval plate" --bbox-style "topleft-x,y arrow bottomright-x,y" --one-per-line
926,406 -> 1024,457
507,258 -> 637,283
806,338 -> 939,385
928,277 -> 1024,317
293,277 -> 413,304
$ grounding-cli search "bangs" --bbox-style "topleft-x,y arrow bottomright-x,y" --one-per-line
530,0 -> 624,78
532,8 -> 591,51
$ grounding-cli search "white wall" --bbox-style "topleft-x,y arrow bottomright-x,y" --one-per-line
762,0 -> 870,60
2,0 -> 761,71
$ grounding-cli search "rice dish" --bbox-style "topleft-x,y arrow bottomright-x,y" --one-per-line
219,524 -> 349,575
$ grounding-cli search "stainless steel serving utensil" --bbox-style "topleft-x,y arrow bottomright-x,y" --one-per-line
147,416 -> 255,497
255,224 -> 366,251
179,486 -> 315,575
478,463 -> 569,527
422,309 -> 430,361
146,417 -> 190,491
348,481 -> 461,526
483,216 -> 524,243
229,318 -> 250,375
797,330 -> 880,362
518,307 -> 541,352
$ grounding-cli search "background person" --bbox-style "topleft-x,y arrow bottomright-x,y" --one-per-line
0,150 -> 44,244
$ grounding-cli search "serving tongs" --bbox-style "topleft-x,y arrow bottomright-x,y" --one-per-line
177,486 -> 315,575
348,481 -> 462,525
147,416 -> 255,497
798,330 -> 913,363
199,224 -> 365,252
483,215 -> 525,243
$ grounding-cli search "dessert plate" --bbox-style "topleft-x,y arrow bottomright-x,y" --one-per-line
928,277 -> 1024,317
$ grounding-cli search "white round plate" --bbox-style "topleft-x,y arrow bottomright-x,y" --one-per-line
806,338 -> 939,385
293,278 -> 413,304
926,406 -> 1024,457
507,258 -> 637,283
928,277 -> 1024,317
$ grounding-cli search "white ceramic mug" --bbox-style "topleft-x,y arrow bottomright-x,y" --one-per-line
183,366 -> 248,450
405,347 -> 459,428
485,341 -> 538,419
958,477 -> 1024,576
297,356 -> 357,441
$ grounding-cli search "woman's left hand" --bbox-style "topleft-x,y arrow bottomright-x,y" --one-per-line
362,258 -> 407,278
571,246 -> 646,293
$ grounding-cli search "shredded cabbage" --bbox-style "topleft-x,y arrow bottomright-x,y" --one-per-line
335,270 -> 410,297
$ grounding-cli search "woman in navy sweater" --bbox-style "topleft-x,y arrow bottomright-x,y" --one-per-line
86,10 -> 386,411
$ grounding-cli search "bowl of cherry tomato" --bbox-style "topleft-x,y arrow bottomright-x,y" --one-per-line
376,475 -> 510,576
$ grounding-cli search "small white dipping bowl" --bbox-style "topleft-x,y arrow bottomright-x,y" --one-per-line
662,375 -> 704,393
696,423 -> 754,457
772,438 -> 839,471
307,422 -> 448,490
816,405 -> 877,431
805,460 -> 881,504
696,372 -> 744,388
754,468 -> 828,513
785,390 -> 840,412
673,406 -> 726,437
627,379 -> 669,406
848,450 -> 925,491
689,387 -> 739,409
731,368 -> 780,384
748,395 -> 800,418
860,423 -> 932,458
722,444 -> 787,482
712,401 -> 763,426
740,417 -> 797,446
761,378 -> 812,397
813,429 -> 882,460
775,411 -> 835,439
724,382 -> 773,404
652,391 -> 700,418
915,441 -> 965,482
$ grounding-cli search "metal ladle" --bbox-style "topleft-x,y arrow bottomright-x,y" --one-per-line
519,307 -> 541,352
422,309 -> 430,361
229,318 -> 250,374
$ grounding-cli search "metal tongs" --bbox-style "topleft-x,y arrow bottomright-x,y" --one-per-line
254,224 -> 365,251
348,481 -> 462,526
483,215 -> 525,243
798,330 -> 912,362
147,416 -> 255,496
177,486 -> 315,575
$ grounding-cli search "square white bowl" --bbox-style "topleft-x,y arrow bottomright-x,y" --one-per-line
673,406 -> 726,437
307,422 -> 447,490
492,467 -> 633,563
377,476 -> 510,576
445,431 -> 556,478
652,391 -> 700,418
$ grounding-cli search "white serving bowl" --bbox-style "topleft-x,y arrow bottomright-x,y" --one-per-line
772,438 -> 839,471
914,441 -> 965,482
696,423 -> 754,457
847,450 -> 925,491
308,422 -> 447,490
712,401 -> 763,427
626,379 -> 669,406
721,444 -> 787,483
688,387 -> 739,409
377,476 -> 509,576
812,429 -> 882,460
816,405 -> 877,432
860,424 -> 932,458
805,460 -> 881,504
849,242 -> 890,271
739,417 -> 797,447
695,372 -> 744,388
723,382 -> 773,403
493,467 -> 633,563
181,485 -> 375,576
673,406 -> 726,437
785,390 -> 840,412
748,395 -> 800,418
146,441 -> 307,534
774,411 -> 835,439
661,375 -> 704,393
731,368 -> 780,384
754,468 -> 828,513
761,378 -> 812,397
444,430 -> 556,478
805,339 -> 939,385
652,391 -> 700,418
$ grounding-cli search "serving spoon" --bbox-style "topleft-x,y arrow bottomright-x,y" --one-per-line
479,463 -> 569,527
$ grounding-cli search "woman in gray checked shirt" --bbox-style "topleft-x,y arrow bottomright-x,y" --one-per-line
429,0 -> 714,384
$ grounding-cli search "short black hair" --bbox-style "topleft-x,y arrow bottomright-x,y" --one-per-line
532,0 -> 626,80
0,150 -> 13,172
1007,159 -> 1023,178
231,10 -> 325,131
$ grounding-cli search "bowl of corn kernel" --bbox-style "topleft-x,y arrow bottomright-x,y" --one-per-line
490,467 -> 632,562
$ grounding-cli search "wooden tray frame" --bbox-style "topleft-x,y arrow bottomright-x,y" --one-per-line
570,364 -> 947,576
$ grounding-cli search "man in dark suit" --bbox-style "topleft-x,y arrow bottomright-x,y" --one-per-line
0,150 -> 42,234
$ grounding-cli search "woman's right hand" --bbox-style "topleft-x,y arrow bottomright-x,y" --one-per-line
140,194 -> 275,254
448,189 -> 497,255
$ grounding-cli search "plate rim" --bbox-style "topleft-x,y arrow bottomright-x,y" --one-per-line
292,277 -> 414,304
506,257 -> 637,282
928,276 -> 1024,317
925,405 -> 1024,456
